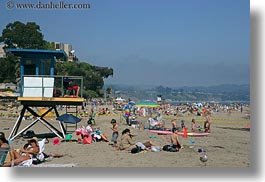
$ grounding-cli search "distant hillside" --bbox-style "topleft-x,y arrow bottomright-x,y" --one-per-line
104,83 -> 250,102
179,84 -> 249,94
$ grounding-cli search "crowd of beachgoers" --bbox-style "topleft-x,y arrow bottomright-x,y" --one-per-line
0,98 -> 250,167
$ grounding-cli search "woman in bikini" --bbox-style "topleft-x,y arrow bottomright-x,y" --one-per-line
3,138 -> 39,167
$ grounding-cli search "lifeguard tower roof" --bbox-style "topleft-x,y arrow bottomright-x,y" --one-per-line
6,48 -> 67,60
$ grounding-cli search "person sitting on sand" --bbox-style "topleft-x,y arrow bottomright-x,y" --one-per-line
130,115 -> 138,126
86,121 -> 94,133
156,113 -> 165,127
119,128 -> 135,151
0,132 -> 11,166
85,122 -> 104,142
148,117 -> 164,129
0,132 -> 9,148
3,138 -> 39,167
171,128 -> 183,150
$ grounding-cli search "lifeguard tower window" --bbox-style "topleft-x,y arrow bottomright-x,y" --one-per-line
24,59 -> 35,75
24,59 -> 51,76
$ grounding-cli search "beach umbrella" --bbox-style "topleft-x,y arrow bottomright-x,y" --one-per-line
56,113 -> 82,124
128,101 -> 135,106
135,100 -> 160,108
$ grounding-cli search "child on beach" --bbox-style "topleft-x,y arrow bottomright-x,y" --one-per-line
191,119 -> 197,132
181,120 -> 185,129
204,120 -> 210,133
110,119 -> 119,148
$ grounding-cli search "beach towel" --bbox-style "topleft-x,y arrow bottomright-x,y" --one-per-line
162,144 -> 179,152
17,156 -> 33,167
135,142 -> 146,150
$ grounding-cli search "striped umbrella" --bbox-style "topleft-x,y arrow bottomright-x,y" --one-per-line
135,100 -> 160,108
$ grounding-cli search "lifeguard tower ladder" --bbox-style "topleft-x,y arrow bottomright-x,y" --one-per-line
6,48 -> 84,140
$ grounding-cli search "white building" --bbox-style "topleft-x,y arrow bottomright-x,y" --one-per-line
54,42 -> 77,62
0,44 -> 6,58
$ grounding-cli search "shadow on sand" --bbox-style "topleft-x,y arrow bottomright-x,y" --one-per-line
217,126 -> 250,132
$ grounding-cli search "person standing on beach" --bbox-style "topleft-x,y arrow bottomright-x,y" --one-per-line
110,119 -> 119,148
181,120 -> 185,129
191,119 -> 197,132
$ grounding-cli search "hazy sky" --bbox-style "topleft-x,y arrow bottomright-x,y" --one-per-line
1,0 -> 250,87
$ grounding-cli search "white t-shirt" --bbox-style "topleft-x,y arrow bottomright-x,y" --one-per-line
149,118 -> 157,127
86,125 -> 93,132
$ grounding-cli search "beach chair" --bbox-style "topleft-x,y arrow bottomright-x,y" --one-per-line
32,138 -> 46,164
0,147 -> 10,167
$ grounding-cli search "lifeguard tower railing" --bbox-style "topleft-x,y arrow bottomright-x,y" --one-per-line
21,75 -> 83,98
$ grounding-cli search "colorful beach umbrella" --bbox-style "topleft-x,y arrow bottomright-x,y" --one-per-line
135,100 -> 160,108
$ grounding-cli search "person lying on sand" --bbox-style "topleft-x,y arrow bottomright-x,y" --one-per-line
118,128 -> 160,152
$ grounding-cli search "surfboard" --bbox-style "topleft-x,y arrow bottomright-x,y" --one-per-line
149,130 -> 210,137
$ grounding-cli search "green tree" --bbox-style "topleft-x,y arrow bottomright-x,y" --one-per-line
106,87 -> 112,94
45,41 -> 55,50
0,21 -> 48,49
55,61 -> 113,98
0,53 -> 19,83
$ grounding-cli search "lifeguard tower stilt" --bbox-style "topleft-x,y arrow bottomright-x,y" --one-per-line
6,48 -> 84,141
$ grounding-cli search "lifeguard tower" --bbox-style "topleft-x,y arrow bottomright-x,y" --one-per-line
6,48 -> 84,140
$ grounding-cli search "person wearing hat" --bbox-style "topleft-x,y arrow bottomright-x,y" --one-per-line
3,137 -> 39,167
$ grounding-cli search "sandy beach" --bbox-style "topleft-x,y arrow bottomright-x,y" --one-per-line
0,105 -> 250,167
